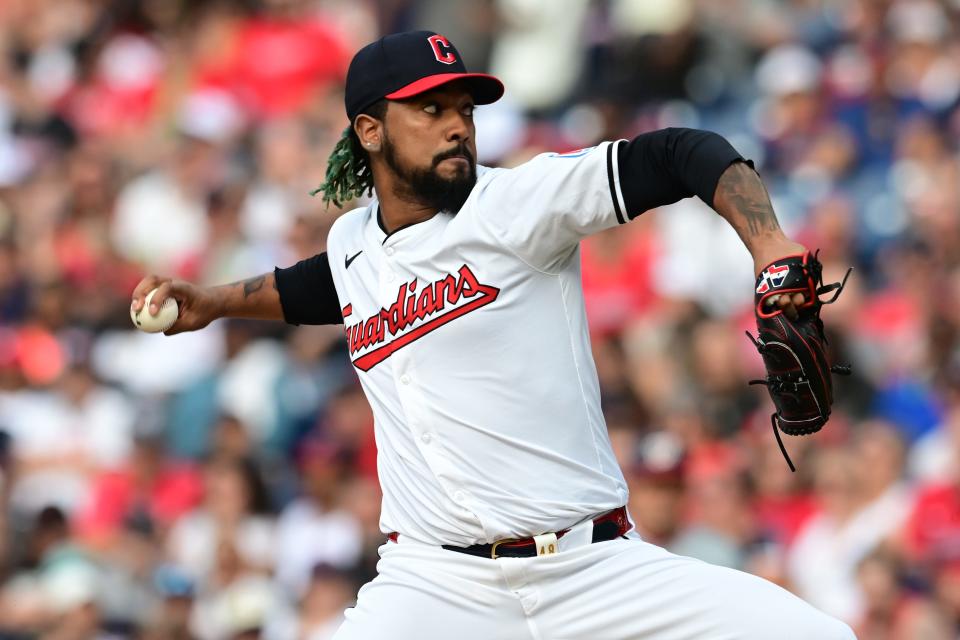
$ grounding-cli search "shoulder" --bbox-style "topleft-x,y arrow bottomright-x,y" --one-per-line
476,143 -> 618,187
327,202 -> 373,248
469,143 -> 619,214
328,203 -> 370,235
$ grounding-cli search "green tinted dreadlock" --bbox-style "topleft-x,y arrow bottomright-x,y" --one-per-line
311,100 -> 388,208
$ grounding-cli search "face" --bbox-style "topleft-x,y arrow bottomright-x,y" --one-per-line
628,479 -> 683,541
205,461 -> 250,519
365,82 -> 478,212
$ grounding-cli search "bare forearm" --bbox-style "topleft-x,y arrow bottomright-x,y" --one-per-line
711,162 -> 804,271
212,273 -> 285,320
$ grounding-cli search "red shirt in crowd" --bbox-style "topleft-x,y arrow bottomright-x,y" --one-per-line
902,482 -> 960,561
75,463 -> 204,543
196,16 -> 349,118
580,225 -> 658,336
754,494 -> 818,547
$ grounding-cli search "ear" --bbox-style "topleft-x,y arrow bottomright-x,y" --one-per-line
354,114 -> 383,153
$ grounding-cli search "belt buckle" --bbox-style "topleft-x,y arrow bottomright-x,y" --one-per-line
490,538 -> 520,559
491,532 -> 561,559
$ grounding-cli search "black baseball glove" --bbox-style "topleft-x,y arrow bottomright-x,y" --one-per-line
746,251 -> 852,471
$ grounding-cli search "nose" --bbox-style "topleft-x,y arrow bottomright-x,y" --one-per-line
444,110 -> 471,143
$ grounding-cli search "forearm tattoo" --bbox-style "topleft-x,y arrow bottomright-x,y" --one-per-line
242,275 -> 265,298
715,163 -> 781,238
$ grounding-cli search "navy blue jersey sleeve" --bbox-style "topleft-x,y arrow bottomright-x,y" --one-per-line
273,252 -> 343,325
617,128 -> 749,218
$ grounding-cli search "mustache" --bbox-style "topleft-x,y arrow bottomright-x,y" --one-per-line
432,144 -> 474,167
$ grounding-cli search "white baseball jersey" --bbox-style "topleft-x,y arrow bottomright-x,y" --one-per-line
326,141 -> 632,546
323,139 -> 857,640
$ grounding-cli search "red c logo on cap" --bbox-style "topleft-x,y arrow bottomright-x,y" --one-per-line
428,34 -> 457,65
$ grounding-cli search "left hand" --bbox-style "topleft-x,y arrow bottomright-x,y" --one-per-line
754,239 -> 808,321
765,291 -> 806,321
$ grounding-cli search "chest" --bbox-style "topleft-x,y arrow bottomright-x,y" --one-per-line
336,238 -> 513,372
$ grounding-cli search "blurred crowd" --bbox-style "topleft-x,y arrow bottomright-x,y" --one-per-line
0,0 -> 958,638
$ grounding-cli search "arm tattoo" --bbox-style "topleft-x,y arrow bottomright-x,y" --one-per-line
242,275 -> 265,298
715,163 -> 781,238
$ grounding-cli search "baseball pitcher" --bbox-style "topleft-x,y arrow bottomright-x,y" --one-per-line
133,31 -> 855,640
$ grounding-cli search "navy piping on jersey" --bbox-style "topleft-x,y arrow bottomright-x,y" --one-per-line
377,203 -> 447,243
606,141 -> 627,225
377,202 -> 426,245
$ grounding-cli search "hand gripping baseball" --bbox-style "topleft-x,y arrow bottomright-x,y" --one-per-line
130,275 -> 222,335
745,251 -> 852,472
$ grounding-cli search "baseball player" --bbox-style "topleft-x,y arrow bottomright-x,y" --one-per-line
133,31 -> 855,640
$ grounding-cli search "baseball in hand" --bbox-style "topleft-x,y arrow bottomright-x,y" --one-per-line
131,288 -> 179,333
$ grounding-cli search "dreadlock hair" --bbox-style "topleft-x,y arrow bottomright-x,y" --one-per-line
311,99 -> 388,208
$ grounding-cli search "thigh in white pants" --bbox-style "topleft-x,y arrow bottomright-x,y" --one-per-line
333,534 -> 856,640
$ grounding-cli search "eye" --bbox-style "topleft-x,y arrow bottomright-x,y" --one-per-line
462,104 -> 475,117
423,103 -> 439,115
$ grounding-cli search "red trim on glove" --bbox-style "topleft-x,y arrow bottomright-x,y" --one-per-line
755,252 -> 818,319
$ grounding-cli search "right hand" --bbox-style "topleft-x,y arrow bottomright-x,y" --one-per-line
131,275 -> 223,335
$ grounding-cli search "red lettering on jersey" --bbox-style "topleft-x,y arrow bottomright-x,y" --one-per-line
415,285 -> 436,318
428,34 -> 457,65
435,273 -> 454,306
343,264 -> 499,371
348,323 -> 363,352
404,280 -> 418,323
363,316 -> 378,345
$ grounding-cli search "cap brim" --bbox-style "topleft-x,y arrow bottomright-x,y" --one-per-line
386,73 -> 504,105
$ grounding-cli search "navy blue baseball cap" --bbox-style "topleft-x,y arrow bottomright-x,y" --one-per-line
345,30 -> 504,123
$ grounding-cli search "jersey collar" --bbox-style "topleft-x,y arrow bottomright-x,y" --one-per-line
366,200 -> 451,248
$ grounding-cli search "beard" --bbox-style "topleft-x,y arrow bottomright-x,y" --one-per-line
382,135 -> 477,213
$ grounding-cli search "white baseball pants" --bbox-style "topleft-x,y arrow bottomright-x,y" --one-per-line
331,527 -> 855,640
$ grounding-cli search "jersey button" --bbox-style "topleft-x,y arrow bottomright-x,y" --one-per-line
400,374 -> 411,385
386,272 -> 396,282
420,433 -> 432,444
453,491 -> 466,504
385,247 -> 395,256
